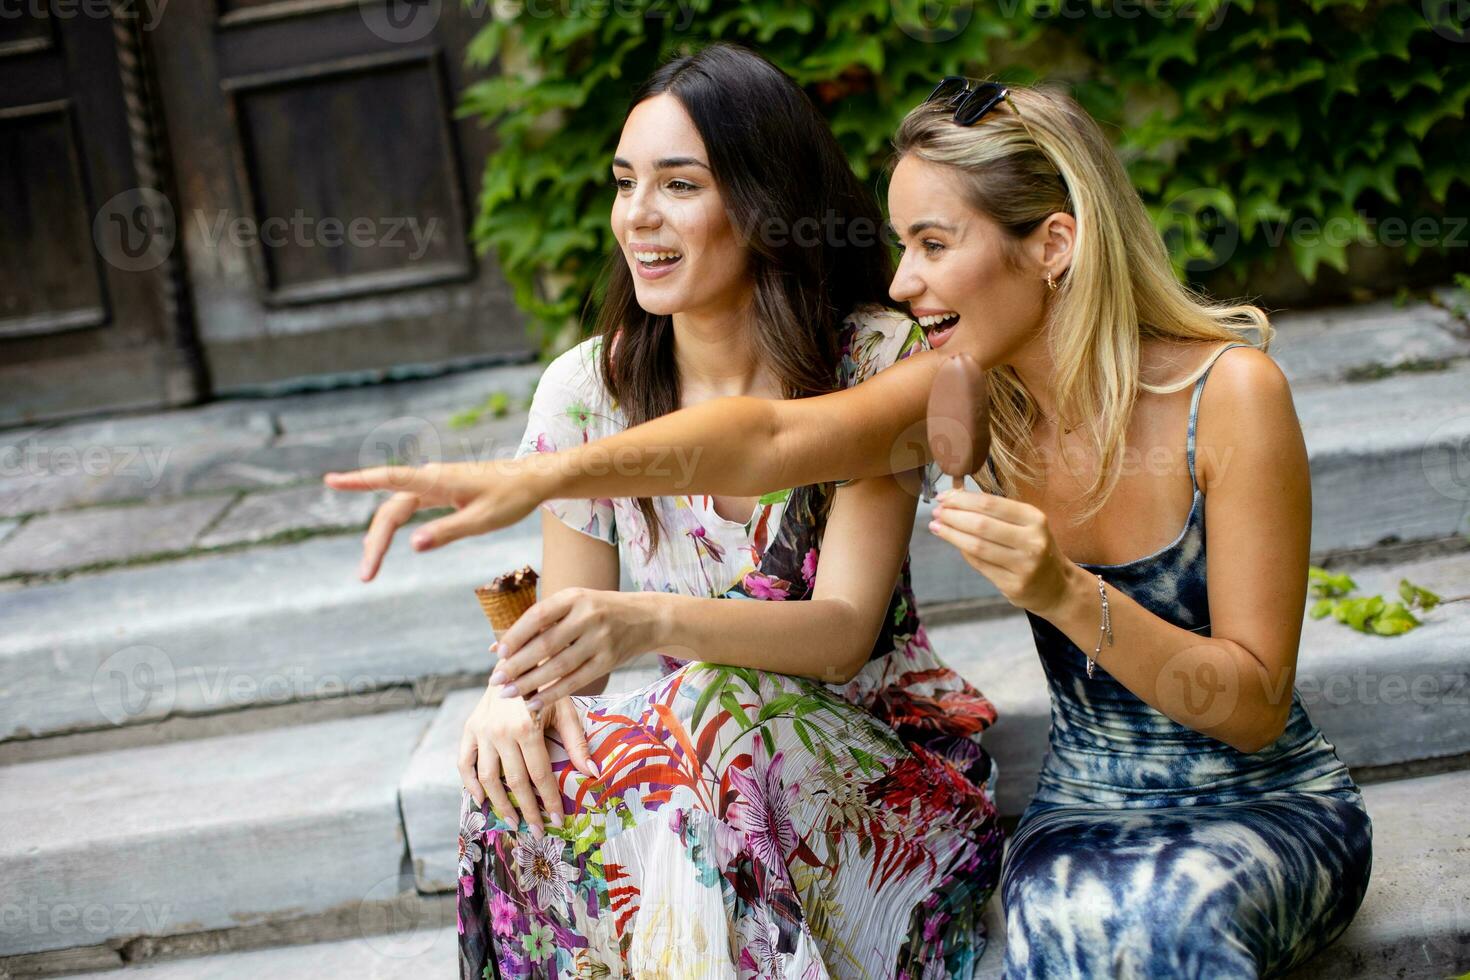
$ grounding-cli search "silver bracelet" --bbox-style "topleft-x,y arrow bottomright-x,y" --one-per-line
1087,573 -> 1114,678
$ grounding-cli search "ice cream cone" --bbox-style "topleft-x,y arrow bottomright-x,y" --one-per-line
474,565 -> 539,635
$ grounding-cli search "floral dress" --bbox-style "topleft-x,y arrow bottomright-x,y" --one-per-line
457,305 -> 1004,979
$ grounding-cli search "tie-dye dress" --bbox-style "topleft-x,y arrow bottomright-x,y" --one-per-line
1000,342 -> 1373,978
457,305 -> 1005,979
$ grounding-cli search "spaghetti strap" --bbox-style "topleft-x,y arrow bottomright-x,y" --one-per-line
1186,342 -> 1251,494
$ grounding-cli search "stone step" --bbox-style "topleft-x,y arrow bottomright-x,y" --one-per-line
1254,295 -> 1468,391
41,768 -> 1470,979
0,363 -> 543,520
0,709 -> 434,960
0,513 -> 543,745
51,928 -> 458,980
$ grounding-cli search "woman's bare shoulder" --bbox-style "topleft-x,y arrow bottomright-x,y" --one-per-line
1192,343 -> 1297,491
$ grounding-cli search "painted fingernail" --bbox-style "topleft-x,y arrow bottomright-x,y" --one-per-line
411,532 -> 429,550
489,670 -> 506,686
499,684 -> 519,698
928,521 -> 940,532
528,697 -> 543,712
550,812 -> 563,828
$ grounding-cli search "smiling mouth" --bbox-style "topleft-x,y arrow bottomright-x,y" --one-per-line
633,249 -> 683,270
917,311 -> 960,332
917,312 -> 961,346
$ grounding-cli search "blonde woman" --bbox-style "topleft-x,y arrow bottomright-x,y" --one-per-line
329,78 -> 1372,977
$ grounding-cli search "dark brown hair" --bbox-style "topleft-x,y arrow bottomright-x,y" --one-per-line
594,43 -> 894,555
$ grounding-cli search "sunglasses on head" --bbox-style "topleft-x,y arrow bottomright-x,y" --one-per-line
924,76 -> 1012,126
921,76 -> 1068,192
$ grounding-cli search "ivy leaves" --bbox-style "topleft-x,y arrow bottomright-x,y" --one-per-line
1308,566 -> 1443,636
460,0 -> 1469,351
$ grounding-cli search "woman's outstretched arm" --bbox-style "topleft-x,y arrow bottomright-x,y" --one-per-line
324,346 -> 945,562
543,345 -> 943,499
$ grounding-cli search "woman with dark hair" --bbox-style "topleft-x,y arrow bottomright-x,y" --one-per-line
376,45 -> 1003,978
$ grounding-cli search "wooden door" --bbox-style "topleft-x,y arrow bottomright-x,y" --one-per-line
145,0 -> 526,395
0,6 -> 194,425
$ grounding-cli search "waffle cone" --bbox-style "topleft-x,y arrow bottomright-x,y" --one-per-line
476,585 -> 537,634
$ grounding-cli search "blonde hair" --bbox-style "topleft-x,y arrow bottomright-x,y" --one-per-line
892,83 -> 1275,526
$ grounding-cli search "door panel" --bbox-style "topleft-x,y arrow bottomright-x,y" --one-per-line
0,7 -> 187,425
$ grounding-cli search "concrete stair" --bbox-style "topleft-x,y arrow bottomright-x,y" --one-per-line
34,769 -> 1470,978
2,295 -> 1467,977
0,710 -> 434,959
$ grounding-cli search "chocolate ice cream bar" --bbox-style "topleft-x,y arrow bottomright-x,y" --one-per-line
926,352 -> 991,491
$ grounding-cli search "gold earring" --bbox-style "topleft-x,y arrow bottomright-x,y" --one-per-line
1045,273 -> 1057,291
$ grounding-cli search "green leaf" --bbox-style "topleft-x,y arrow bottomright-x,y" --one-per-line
1309,598 -> 1335,619
756,693 -> 803,722
689,672 -> 725,730
792,718 -> 815,753
720,690 -> 751,729
1333,595 -> 1384,632
1370,602 -> 1421,635
1289,233 -> 1350,282
1398,579 -> 1442,612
